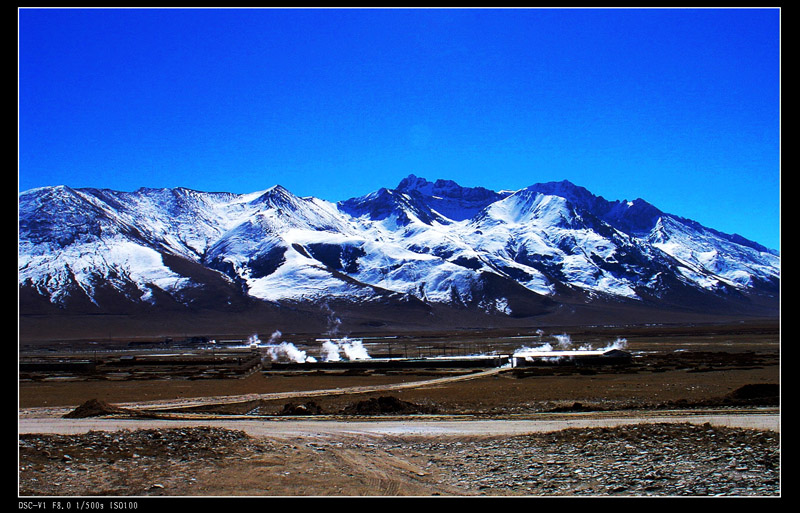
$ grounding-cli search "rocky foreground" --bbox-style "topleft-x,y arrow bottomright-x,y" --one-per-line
407,422 -> 780,496
19,422 -> 779,497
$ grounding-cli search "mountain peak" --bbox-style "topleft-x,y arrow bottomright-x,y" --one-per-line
396,174 -> 431,192
524,180 -> 597,205
19,177 -> 779,327
338,185 -> 447,227
396,174 -> 499,196
249,184 -> 297,205
520,180 -> 667,236
392,174 -> 509,221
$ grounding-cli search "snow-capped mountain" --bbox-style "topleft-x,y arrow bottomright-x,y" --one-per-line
19,175 -> 780,329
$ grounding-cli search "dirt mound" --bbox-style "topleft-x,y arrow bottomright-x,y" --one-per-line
63,399 -> 131,419
548,402 -> 596,413
726,384 -> 779,401
278,401 -> 324,416
341,396 -> 437,416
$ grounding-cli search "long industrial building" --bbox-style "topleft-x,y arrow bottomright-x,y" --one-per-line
266,348 -> 631,371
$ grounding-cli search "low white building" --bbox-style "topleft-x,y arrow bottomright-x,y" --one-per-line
510,348 -> 631,367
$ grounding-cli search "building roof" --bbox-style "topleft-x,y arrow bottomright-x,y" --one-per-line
513,348 -> 629,358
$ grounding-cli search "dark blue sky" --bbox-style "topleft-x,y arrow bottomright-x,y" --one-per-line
18,8 -> 780,249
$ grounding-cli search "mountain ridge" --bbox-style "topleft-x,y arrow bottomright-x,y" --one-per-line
18,175 -> 779,338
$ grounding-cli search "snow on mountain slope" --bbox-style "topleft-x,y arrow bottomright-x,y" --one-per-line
461,188 -> 643,298
19,175 -> 780,318
648,214 -> 779,290
19,186 -> 197,306
185,186 -> 398,303
338,186 -> 452,229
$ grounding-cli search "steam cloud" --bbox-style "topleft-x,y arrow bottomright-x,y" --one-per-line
603,337 -> 628,351
553,333 -> 573,349
317,303 -> 370,361
514,333 -> 628,355
249,328 -> 373,364
319,337 -> 371,361
250,331 -> 316,363
321,303 -> 342,336
265,342 -> 316,363
249,327 -> 626,366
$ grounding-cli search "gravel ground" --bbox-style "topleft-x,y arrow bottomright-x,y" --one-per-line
406,422 -> 781,496
18,422 -> 780,497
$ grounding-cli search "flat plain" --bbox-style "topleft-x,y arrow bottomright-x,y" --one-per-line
18,320 -> 780,497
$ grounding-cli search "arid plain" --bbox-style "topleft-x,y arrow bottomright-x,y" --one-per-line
19,320 -> 780,496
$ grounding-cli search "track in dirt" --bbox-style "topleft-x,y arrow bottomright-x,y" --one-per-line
123,367 -> 506,411
19,361 -> 780,438
18,409 -> 780,439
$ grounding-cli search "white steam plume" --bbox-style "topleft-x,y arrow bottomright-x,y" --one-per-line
339,337 -> 370,360
321,340 -> 342,362
265,342 -> 316,364
251,331 -> 316,363
321,303 -> 342,336
513,335 -> 628,356
318,337 -> 371,361
553,333 -> 572,349
601,337 -> 628,351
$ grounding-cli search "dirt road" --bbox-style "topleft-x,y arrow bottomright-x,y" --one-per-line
19,360 -> 779,438
18,411 -> 781,497
18,408 -> 780,438
121,367 -> 506,411
18,358 -> 779,437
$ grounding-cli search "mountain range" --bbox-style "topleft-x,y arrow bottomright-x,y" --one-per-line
18,175 -> 780,340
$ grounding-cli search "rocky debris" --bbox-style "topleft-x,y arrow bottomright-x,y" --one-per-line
19,427 -> 269,496
409,423 -> 780,496
20,426 -> 256,461
18,423 -> 779,496
340,396 -> 437,415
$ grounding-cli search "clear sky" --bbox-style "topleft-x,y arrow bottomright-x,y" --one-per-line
18,7 -> 780,250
